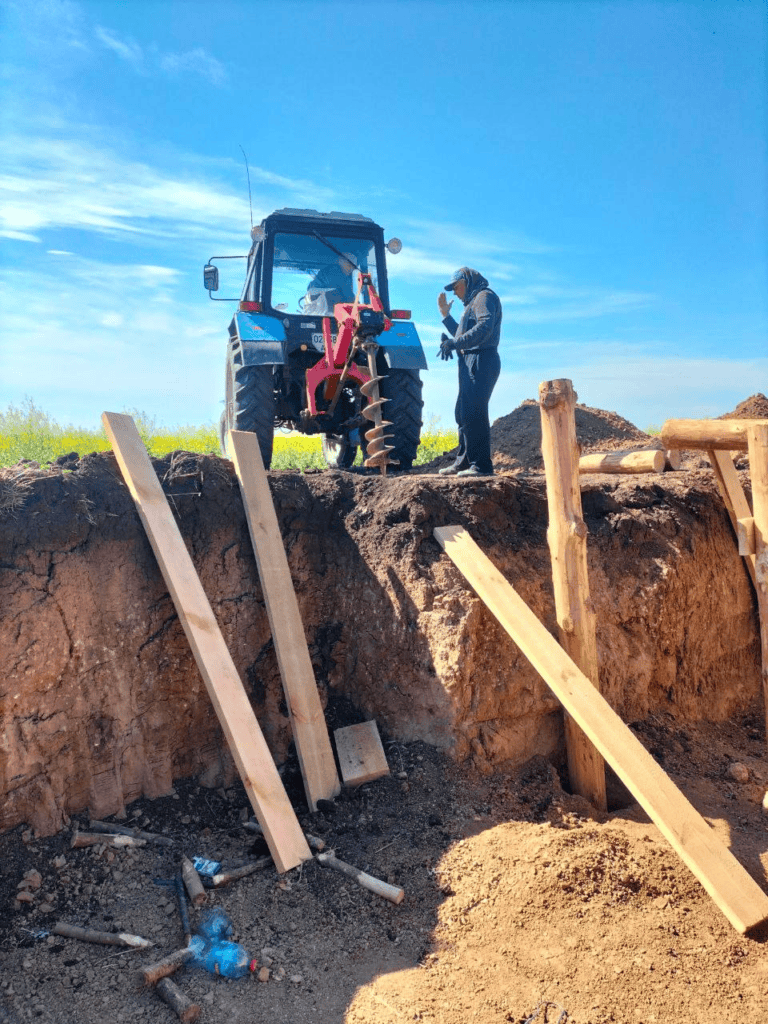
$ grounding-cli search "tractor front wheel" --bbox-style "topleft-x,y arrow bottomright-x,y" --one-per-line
221,356 -> 276,468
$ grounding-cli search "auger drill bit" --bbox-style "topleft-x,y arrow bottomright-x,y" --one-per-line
360,341 -> 398,476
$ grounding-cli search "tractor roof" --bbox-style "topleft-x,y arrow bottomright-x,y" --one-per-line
264,208 -> 378,226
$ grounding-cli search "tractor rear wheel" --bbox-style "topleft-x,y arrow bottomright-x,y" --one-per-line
379,369 -> 423,471
221,355 -> 276,468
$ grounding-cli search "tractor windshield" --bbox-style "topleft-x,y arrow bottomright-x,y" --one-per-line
270,232 -> 380,316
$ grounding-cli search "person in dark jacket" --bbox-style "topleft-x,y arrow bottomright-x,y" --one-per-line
437,267 -> 502,477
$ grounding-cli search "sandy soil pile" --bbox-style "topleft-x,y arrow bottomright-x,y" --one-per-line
720,393 -> 768,419
420,398 -> 653,474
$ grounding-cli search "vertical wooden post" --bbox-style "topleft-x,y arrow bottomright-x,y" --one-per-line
747,424 -> 768,742
539,379 -> 606,809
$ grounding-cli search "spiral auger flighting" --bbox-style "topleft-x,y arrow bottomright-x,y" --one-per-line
361,341 -> 398,475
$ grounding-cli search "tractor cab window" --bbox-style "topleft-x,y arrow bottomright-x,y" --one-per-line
270,232 -> 379,316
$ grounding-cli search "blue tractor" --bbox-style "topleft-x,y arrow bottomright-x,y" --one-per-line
204,208 -> 427,472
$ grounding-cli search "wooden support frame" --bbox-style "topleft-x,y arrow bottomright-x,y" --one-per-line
661,418 -> 768,452
228,429 -> 340,811
102,413 -> 311,873
433,524 -> 768,937
706,449 -> 757,590
747,424 -> 768,745
539,380 -> 606,809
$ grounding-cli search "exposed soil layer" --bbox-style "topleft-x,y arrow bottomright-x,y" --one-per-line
1,449 -> 760,836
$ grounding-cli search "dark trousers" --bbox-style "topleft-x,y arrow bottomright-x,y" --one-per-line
452,348 -> 501,474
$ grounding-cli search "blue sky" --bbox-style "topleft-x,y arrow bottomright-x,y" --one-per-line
1,0 -> 766,435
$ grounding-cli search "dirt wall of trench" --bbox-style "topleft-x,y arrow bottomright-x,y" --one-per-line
0,452 -> 761,836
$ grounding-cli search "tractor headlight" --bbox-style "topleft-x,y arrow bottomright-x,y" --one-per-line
386,237 -> 402,254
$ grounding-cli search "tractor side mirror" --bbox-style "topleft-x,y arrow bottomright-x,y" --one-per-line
203,264 -> 219,292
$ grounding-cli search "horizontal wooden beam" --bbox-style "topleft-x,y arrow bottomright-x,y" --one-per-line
579,449 -> 664,475
433,524 -> 768,937
661,418 -> 768,452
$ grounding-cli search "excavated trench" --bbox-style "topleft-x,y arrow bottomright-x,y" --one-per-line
0,436 -> 761,838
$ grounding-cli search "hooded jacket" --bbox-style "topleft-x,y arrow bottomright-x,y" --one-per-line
442,268 -> 502,353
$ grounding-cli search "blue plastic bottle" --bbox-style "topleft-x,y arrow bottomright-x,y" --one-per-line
188,908 -> 255,979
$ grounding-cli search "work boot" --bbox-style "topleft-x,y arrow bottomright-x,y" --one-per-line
438,464 -> 460,475
456,466 -> 494,478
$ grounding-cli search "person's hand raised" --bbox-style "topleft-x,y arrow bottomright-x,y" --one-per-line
437,291 -> 453,318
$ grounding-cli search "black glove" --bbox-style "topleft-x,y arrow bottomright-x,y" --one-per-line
438,333 -> 455,361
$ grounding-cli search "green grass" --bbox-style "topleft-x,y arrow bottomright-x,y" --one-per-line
0,399 -> 458,470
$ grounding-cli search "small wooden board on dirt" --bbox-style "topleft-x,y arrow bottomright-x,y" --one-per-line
334,721 -> 390,788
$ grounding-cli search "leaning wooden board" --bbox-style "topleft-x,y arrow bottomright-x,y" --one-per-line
433,524 -> 768,936
228,429 -> 340,810
707,449 -> 757,591
102,413 -> 311,873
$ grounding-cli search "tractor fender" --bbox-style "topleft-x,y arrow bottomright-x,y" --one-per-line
229,311 -> 286,365
381,321 -> 428,370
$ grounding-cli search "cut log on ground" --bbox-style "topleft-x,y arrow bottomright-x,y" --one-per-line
706,449 -> 757,590
539,379 -> 606,810
53,921 -> 152,948
209,857 -> 271,888
102,412 -> 311,874
334,721 -> 390,787
71,831 -> 145,849
180,856 -> 207,906
578,449 -> 665,475
141,947 -> 194,986
229,428 -> 340,811
244,820 -> 326,851
88,819 -> 176,846
433,523 -> 768,937
156,977 -> 201,1023
661,418 -> 768,452
747,423 -> 768,746
316,852 -> 404,905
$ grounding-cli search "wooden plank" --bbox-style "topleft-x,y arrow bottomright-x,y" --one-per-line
662,418 -> 768,452
747,424 -> 768,746
539,379 -> 606,809
228,429 -> 340,810
578,449 -> 665,475
433,524 -> 768,937
707,449 -> 757,590
102,413 -> 311,873
334,721 -> 390,787
736,517 -> 756,557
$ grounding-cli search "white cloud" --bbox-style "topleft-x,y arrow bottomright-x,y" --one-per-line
158,48 -> 227,87
94,26 -> 143,65
499,285 -> 654,323
0,131 -> 334,247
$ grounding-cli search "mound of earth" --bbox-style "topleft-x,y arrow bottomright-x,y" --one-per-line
720,393 -> 768,420
420,399 -> 653,474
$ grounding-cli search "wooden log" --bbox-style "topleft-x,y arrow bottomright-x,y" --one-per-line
737,516 -> 756,556
71,831 -> 145,850
707,449 -> 757,590
578,449 -> 665,475
747,424 -> 768,746
88,819 -> 176,847
53,921 -> 153,948
433,524 -> 768,937
228,429 -> 340,811
141,947 -> 194,986
209,857 -> 271,888
334,721 -> 390,787
316,852 -> 404,905
539,380 -> 606,810
102,412 -> 311,874
661,418 -> 768,452
175,872 -> 191,944
156,977 -> 201,1023
180,856 -> 207,907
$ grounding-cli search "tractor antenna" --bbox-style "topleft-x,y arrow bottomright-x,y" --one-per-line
239,145 -> 253,228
